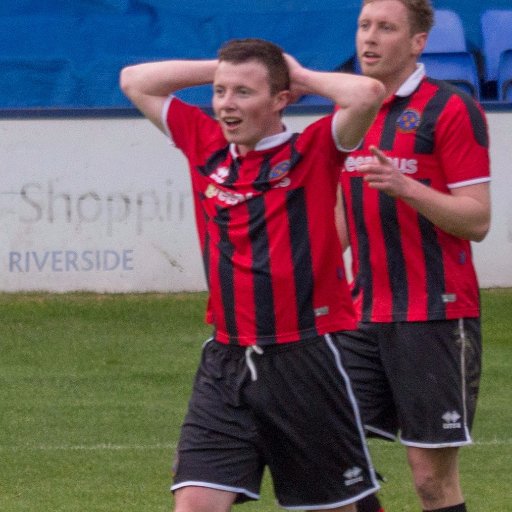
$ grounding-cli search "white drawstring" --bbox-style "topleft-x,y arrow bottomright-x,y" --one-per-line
245,345 -> 264,381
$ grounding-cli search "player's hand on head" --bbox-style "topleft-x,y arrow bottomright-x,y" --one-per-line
283,53 -> 307,104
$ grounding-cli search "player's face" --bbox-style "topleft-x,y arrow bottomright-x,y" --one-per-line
356,0 -> 426,91
213,60 -> 288,155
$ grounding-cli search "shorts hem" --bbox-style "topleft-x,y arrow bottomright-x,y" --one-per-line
170,481 -> 259,501
365,425 -> 397,441
279,485 -> 380,510
400,438 -> 473,448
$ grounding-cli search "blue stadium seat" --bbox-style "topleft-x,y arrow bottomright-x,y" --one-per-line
174,86 -> 214,107
290,95 -> 334,114
419,52 -> 480,99
0,1 -> 70,15
497,49 -> 512,102
424,10 -> 467,53
0,15 -> 79,58
0,58 -> 79,108
216,8 -> 355,71
0,0 -> 131,15
0,13 -> 155,108
481,9 -> 512,83
294,95 -> 333,107
145,9 -> 221,60
77,58 -> 135,108
421,10 -> 482,99
77,57 -> 214,108
76,14 -> 154,60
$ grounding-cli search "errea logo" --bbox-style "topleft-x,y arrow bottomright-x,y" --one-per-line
210,166 -> 229,184
442,411 -> 462,429
343,467 -> 364,486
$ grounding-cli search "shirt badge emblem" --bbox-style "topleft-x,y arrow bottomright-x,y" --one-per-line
269,160 -> 291,179
397,109 -> 421,133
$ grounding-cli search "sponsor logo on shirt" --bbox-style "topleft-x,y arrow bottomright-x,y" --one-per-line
204,177 -> 292,207
205,184 -> 254,206
343,155 -> 418,174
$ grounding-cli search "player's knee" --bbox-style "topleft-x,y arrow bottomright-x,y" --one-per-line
410,463 -> 460,506
174,487 -> 235,512
413,471 -> 443,504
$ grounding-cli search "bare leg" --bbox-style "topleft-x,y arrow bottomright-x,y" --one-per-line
407,446 -> 464,510
173,486 -> 237,512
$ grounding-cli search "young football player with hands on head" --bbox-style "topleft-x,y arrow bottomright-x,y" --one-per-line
337,2 -> 491,512
121,38 -> 386,512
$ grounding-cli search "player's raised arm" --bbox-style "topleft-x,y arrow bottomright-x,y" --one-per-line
119,59 -> 218,132
284,54 -> 386,149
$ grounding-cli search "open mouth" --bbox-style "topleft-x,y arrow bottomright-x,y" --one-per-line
223,117 -> 242,129
362,51 -> 381,61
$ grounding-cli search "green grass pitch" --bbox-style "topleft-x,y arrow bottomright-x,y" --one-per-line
0,289 -> 510,511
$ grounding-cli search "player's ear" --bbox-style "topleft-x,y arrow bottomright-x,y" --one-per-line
412,32 -> 427,57
274,89 -> 291,110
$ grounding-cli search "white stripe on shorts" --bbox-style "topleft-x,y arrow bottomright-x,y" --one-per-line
324,333 -> 380,491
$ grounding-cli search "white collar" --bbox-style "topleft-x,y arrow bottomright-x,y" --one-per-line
229,126 -> 293,158
395,63 -> 426,97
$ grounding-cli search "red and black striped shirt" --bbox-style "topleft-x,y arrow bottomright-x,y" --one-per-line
340,70 -> 490,322
165,97 -> 356,345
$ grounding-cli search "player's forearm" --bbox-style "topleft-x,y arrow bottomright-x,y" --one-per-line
291,67 -> 385,149
120,59 -> 218,99
292,66 -> 385,110
400,179 -> 491,242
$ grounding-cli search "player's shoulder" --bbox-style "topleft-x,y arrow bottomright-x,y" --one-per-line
421,78 -> 484,115
297,113 -> 336,143
419,78 -> 489,147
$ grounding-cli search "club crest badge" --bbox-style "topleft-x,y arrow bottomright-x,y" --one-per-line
269,160 -> 291,179
397,109 -> 421,133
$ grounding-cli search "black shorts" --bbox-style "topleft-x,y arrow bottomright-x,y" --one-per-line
337,319 -> 482,447
171,334 -> 380,510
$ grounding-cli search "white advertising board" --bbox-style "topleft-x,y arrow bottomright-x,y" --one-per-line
470,112 -> 512,288
0,112 -> 510,292
0,117 -> 205,292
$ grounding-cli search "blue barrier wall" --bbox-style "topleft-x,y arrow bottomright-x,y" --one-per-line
1,0 -> 511,108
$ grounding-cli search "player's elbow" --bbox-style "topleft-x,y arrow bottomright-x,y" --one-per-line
360,77 -> 386,109
370,78 -> 387,102
119,65 -> 140,100
471,218 -> 491,242
471,200 -> 492,242
348,78 -> 386,124
461,211 -> 491,242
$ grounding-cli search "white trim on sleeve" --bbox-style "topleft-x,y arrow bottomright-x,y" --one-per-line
447,176 -> 491,189
161,95 -> 175,142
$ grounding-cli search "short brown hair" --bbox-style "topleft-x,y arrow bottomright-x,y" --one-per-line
362,0 -> 434,34
218,38 -> 290,95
